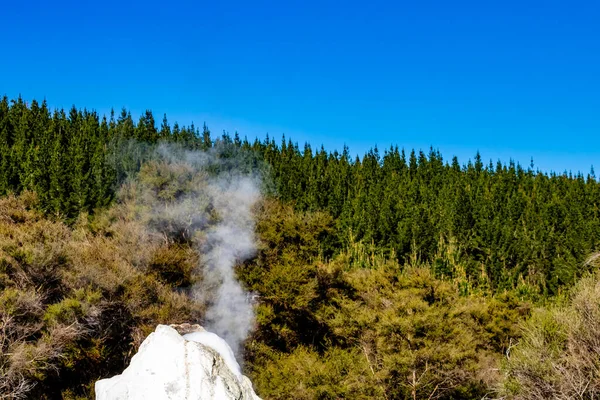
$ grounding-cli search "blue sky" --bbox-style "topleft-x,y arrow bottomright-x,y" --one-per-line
1,0 -> 599,174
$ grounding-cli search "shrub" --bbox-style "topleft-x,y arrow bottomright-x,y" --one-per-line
244,233 -> 529,399
0,194 -> 204,398
500,257 -> 600,399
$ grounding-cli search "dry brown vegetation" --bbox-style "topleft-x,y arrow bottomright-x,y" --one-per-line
500,255 -> 600,399
0,192 -> 202,398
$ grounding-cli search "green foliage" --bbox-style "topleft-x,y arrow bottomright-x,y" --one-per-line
250,344 -> 380,399
1,95 -> 598,294
44,298 -> 85,325
241,205 -> 531,399
259,142 -> 600,295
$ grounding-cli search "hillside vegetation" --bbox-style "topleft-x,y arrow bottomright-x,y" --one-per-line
1,97 -> 599,294
0,190 -> 530,399
0,97 -> 599,399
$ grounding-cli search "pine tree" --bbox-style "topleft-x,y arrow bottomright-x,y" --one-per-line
159,114 -> 171,139
202,123 -> 212,149
0,96 -> 12,194
48,109 -> 69,215
30,100 -> 52,208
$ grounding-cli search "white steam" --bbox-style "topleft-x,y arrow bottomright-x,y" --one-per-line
198,175 -> 260,355
130,143 -> 262,357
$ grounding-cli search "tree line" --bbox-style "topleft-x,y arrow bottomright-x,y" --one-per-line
1,95 -> 598,294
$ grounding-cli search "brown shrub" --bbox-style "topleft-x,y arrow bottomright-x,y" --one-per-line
500,257 -> 600,399
0,194 -> 204,398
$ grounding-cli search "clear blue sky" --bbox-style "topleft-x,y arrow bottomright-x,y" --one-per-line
1,0 -> 599,174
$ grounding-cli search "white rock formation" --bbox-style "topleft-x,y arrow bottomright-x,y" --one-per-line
95,324 -> 261,400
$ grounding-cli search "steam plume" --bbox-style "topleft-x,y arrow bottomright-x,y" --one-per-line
198,174 -> 260,355
125,143 -> 262,356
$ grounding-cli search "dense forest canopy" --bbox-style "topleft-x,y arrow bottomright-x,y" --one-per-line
1,96 -> 598,295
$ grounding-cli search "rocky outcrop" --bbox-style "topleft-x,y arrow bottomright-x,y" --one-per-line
95,324 -> 260,400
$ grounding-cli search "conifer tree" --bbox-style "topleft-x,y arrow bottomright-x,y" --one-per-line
48,109 -> 69,215
0,96 -> 12,194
